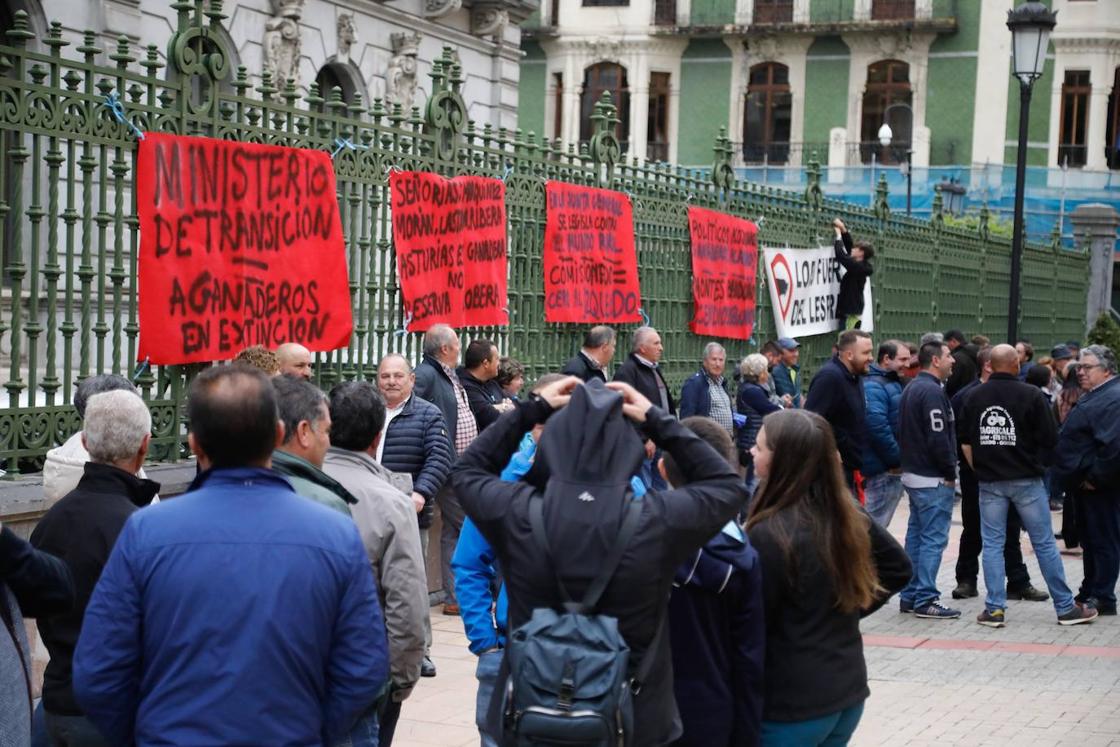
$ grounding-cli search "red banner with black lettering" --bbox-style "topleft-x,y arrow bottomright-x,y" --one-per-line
687,206 -> 758,340
390,171 -> 508,332
136,132 -> 353,364
543,181 -> 641,324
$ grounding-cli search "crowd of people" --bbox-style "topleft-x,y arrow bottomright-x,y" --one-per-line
1,307 -> 1117,747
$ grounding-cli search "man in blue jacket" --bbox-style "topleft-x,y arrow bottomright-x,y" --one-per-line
1053,345 -> 1120,615
679,343 -> 734,437
898,340 -> 960,620
72,366 -> 389,746
770,337 -> 801,408
862,340 -> 910,528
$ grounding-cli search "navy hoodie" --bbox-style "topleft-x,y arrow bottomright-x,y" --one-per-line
898,371 -> 956,481
669,523 -> 764,747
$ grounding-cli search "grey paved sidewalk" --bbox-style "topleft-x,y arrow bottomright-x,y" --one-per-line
398,497 -> 1120,747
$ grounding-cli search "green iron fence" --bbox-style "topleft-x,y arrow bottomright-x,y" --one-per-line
0,1 -> 1089,473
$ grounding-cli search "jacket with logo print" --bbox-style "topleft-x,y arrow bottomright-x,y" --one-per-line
898,371 -> 956,482
958,372 -> 1058,483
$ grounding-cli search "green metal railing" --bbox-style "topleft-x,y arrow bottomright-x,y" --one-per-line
0,1 -> 1088,472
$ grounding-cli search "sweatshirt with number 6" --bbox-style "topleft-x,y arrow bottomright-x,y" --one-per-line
898,371 -> 957,482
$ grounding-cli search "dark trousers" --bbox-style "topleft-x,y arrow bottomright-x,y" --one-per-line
1076,490 -> 1120,607
955,465 -> 1030,589
437,483 -> 465,605
44,711 -> 110,747
379,700 -> 402,746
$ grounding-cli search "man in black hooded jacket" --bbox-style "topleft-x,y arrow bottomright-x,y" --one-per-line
833,218 -> 874,330
453,377 -> 747,746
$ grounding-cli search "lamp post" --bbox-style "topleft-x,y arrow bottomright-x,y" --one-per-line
877,121 -> 913,216
937,178 -> 967,216
1006,1 -> 1057,343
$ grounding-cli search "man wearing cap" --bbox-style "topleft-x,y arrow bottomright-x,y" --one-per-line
1049,345 -> 1075,392
771,338 -> 802,408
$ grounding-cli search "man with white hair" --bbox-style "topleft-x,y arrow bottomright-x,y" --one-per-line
276,342 -> 314,380
614,326 -> 676,489
679,342 -> 734,437
31,390 -> 159,745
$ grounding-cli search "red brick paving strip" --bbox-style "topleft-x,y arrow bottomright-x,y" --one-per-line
864,634 -> 1120,658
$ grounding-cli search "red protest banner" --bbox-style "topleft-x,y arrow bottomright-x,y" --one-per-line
135,132 -> 353,365
543,181 -> 641,324
687,206 -> 758,340
390,171 -> 508,332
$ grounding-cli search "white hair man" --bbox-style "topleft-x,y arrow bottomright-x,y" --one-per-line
679,342 -> 734,436
31,390 -> 160,743
613,326 -> 675,489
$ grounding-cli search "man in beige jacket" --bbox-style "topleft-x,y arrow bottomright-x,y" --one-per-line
322,380 -> 428,747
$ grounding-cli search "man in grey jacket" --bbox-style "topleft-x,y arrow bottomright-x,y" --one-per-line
324,381 -> 428,747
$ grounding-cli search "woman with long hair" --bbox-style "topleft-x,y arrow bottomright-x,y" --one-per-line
747,409 -> 910,746
1054,363 -> 1086,545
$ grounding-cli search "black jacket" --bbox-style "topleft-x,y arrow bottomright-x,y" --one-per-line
613,354 -> 676,417
899,372 -> 956,481
945,346 -> 978,399
834,232 -> 873,319
748,508 -> 909,722
804,357 -> 867,472
959,373 -> 1058,483
457,368 -> 506,432
561,351 -> 607,383
454,385 -> 746,746
414,355 -> 460,445
380,395 -> 454,528
1053,375 -> 1120,493
30,462 -> 159,715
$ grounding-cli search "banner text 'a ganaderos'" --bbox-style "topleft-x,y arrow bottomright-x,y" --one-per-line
137,133 -> 353,364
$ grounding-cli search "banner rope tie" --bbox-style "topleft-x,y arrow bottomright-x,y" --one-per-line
103,93 -> 145,141
331,137 -> 369,159
394,311 -> 414,337
638,307 -> 651,327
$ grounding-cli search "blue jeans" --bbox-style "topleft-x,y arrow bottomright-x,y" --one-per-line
980,478 -> 1075,615
899,483 -> 955,607
864,473 -> 904,529
476,650 -> 502,747
333,703 -> 380,747
761,702 -> 864,746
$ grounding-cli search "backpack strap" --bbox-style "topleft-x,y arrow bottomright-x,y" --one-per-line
528,491 -> 643,613
630,598 -> 667,695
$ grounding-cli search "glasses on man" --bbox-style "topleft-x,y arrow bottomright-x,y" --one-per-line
1073,363 -> 1105,371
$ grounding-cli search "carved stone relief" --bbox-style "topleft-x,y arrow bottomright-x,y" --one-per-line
386,31 -> 422,111
337,12 -> 356,60
263,0 -> 304,86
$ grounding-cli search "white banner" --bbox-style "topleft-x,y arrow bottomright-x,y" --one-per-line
761,245 -> 873,339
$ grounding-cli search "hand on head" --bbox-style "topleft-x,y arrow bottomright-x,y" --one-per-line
605,381 -> 654,423
535,375 -> 581,409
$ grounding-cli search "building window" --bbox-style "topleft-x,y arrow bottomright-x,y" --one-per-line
1059,69 -> 1091,167
580,63 -> 630,152
743,62 -> 791,164
314,62 -> 360,112
647,72 -> 671,161
654,0 -> 677,25
860,59 -> 911,164
1107,67 -> 1120,170
871,0 -> 915,20
553,72 -> 564,141
754,0 -> 794,24
550,0 -> 560,25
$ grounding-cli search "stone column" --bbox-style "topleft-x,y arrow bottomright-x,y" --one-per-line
1070,203 -> 1120,333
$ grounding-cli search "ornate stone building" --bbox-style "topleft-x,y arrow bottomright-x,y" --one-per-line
8,0 -> 537,130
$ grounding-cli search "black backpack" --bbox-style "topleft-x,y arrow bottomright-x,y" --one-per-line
500,486 -> 661,747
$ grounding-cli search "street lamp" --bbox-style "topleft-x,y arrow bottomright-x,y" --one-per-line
1005,1 -> 1057,343
938,178 -> 967,216
877,122 -> 913,216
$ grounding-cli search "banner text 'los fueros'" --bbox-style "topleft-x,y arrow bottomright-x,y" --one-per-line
136,132 -> 353,364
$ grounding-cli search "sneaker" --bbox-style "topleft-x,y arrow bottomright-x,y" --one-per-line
899,599 -> 913,614
952,582 -> 978,599
1058,604 -> 1099,626
914,602 -> 962,620
442,603 -> 461,616
420,656 -> 437,677
977,609 -> 1006,628
1007,585 -> 1050,602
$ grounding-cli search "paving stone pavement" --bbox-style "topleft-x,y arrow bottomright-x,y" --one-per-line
397,496 -> 1120,747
